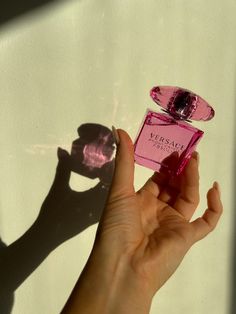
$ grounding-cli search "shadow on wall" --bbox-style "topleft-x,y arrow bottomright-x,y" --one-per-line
0,0 -> 62,26
0,124 -> 115,314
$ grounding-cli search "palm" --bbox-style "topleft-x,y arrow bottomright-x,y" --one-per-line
139,190 -> 191,242
104,152 -> 199,248
121,155 -> 220,293
99,129 -> 222,294
106,155 -> 219,292
138,209 -> 191,291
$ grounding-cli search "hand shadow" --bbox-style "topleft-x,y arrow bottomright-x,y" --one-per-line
0,123 -> 115,314
38,123 -> 115,245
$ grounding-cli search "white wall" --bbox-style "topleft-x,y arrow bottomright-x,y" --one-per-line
0,1 -> 235,313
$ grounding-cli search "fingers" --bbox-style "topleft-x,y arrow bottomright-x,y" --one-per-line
109,128 -> 135,198
139,175 -> 162,198
172,152 -> 200,220
51,147 -> 71,191
190,182 -> 223,242
139,152 -> 179,199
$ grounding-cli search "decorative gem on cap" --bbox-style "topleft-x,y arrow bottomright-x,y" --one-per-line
150,86 -> 215,121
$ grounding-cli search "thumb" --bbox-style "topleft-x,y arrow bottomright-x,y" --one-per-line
110,128 -> 135,198
52,147 -> 71,191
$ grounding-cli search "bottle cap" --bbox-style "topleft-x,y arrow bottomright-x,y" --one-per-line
150,86 -> 215,121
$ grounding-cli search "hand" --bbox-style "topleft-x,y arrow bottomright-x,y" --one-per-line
62,129 -> 223,314
98,128 -> 222,290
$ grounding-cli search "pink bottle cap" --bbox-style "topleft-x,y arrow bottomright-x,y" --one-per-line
150,86 -> 215,121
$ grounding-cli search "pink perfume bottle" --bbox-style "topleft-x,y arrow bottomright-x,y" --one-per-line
134,86 -> 214,176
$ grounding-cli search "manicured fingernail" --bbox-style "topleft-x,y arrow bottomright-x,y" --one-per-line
213,181 -> 221,197
192,151 -> 199,165
196,152 -> 199,165
112,126 -> 120,145
172,151 -> 179,157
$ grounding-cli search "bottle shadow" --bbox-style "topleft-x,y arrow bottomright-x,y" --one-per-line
0,123 -> 115,314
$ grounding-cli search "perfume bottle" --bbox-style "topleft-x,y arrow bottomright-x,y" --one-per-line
134,86 -> 214,176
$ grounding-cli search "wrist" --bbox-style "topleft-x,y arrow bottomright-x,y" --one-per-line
63,244 -> 152,314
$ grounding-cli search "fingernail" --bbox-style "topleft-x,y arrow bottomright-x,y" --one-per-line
192,151 -> 199,165
196,152 -> 199,165
112,126 -> 120,145
213,181 -> 221,197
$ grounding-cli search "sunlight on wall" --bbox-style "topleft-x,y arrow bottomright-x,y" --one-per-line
0,1 -> 235,313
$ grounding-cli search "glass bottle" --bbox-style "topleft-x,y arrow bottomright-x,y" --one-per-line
134,86 -> 215,175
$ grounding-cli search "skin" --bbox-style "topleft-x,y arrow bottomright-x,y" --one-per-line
61,129 -> 223,314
